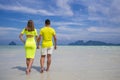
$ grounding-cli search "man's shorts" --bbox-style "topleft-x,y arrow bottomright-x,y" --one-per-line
41,46 -> 54,55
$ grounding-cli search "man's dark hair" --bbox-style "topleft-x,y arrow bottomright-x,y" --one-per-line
45,19 -> 50,25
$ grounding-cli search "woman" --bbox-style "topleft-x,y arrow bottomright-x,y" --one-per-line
19,20 -> 38,75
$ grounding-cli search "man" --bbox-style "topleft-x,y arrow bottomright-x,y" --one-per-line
37,19 -> 57,73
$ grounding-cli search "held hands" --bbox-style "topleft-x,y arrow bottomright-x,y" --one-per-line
54,46 -> 57,50
22,40 -> 25,44
37,45 -> 40,49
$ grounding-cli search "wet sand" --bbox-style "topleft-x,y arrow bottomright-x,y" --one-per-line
0,46 -> 120,80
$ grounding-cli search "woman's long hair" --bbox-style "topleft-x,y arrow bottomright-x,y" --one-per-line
26,20 -> 35,31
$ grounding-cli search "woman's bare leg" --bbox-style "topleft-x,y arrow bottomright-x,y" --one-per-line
26,58 -> 34,75
26,58 -> 30,68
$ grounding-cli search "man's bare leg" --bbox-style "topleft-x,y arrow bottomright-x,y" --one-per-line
46,54 -> 51,71
40,55 -> 45,73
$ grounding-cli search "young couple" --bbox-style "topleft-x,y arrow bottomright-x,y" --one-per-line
19,19 -> 57,75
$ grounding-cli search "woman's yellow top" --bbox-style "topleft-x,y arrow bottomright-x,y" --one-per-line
21,28 -> 37,36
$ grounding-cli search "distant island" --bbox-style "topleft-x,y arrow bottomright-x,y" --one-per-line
68,40 -> 120,46
9,41 -> 16,45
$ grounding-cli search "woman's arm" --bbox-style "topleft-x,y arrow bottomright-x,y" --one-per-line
19,33 -> 25,44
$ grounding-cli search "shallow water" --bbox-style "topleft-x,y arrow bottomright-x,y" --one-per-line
0,46 -> 120,80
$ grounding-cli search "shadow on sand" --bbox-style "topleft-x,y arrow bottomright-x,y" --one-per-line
12,66 -> 41,72
12,66 -> 26,71
32,66 -> 40,72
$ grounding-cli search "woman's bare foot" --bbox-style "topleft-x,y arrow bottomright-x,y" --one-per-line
46,68 -> 49,72
29,69 -> 31,72
26,69 -> 30,75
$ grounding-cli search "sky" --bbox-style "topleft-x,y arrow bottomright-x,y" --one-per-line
0,0 -> 120,45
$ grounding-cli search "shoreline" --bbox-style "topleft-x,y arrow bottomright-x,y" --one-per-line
0,46 -> 120,80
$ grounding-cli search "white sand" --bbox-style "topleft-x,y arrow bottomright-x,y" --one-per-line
0,46 -> 120,80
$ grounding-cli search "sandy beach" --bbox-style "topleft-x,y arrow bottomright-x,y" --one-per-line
0,46 -> 120,80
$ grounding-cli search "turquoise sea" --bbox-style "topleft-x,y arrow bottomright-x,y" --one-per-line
0,46 -> 120,80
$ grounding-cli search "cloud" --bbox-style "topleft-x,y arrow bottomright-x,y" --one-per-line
53,21 -> 83,26
56,25 -> 120,43
87,27 -> 120,33
8,18 -> 27,23
0,27 -> 21,42
57,26 -> 83,32
56,26 -> 89,41
0,0 -> 74,16
0,4 -> 55,16
55,0 -> 73,16
109,0 -> 120,23
0,0 -> 120,44
74,0 -> 120,24
0,27 -> 20,31
0,27 -> 20,35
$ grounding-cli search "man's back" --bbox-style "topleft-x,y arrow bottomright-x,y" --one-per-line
40,26 -> 56,48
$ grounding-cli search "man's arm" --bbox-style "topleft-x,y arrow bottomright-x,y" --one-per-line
53,35 -> 57,50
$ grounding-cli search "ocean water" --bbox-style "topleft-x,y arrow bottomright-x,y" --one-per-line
0,46 -> 120,80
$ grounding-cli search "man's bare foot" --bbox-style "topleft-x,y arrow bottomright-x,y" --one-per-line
46,68 -> 49,72
40,68 -> 44,73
